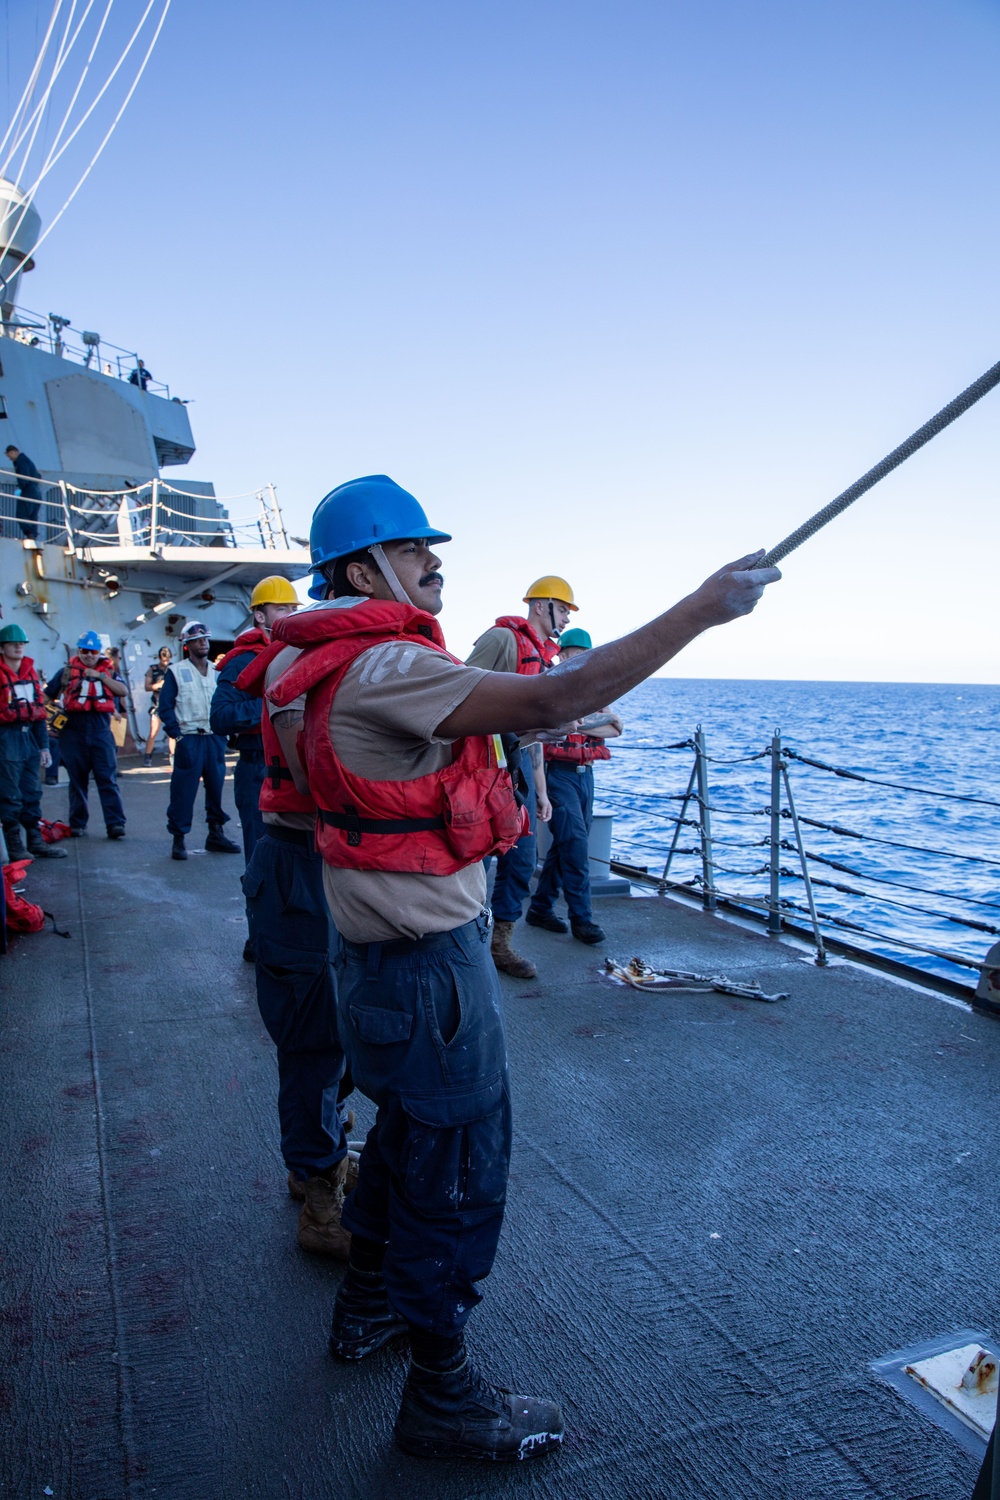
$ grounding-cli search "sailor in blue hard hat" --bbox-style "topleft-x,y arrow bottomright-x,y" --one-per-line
43,631 -> 128,838
307,473 -> 452,606
265,472 -> 779,1463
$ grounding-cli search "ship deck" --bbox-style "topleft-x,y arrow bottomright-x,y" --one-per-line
2,761 -> 996,1499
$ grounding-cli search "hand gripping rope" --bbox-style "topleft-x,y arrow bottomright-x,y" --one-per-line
760,358 -> 1000,568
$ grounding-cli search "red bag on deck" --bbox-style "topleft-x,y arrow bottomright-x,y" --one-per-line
3,860 -> 45,934
38,819 -> 72,844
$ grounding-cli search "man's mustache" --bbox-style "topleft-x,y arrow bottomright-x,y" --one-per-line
420,572 -> 444,588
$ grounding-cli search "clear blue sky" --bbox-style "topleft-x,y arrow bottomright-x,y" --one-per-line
9,0 -> 1000,679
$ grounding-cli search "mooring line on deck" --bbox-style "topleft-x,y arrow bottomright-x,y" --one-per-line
521,1134 -> 891,1499
74,844 -> 138,1496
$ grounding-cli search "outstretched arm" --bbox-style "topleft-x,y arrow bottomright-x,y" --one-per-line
437,553 -> 779,738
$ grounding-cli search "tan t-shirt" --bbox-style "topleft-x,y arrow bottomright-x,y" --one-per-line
262,644 -> 315,833
322,641 -> 490,943
466,625 -> 518,674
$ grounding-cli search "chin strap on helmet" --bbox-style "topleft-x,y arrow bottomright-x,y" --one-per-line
547,600 -> 563,639
368,543 -> 413,606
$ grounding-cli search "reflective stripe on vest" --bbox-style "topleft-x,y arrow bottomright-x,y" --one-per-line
170,660 -> 216,735
63,656 -> 116,714
269,599 -> 528,874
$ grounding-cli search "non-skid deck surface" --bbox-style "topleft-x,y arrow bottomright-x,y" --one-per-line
1,759 -> 994,1498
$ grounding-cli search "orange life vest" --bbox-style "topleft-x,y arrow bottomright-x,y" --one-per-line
269,600 -> 528,874
493,615 -> 558,675
0,657 -> 46,726
63,655 -> 116,714
215,627 -> 271,674
544,732 -> 611,766
236,642 -> 315,816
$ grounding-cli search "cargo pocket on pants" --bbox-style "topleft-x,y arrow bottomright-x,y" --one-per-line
401,1079 -> 511,1216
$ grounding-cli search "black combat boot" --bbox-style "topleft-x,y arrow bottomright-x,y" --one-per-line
3,823 -> 27,861
329,1268 -> 408,1361
171,833 -> 187,861
571,918 -> 606,944
206,826 -> 240,854
394,1352 -> 564,1462
526,907 -> 569,934
26,825 -> 67,860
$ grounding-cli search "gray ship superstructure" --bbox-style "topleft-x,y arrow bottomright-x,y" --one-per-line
0,176 -> 308,731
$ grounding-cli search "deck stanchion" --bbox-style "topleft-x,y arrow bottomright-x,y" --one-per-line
58,480 -> 74,549
268,483 -> 289,548
660,751 -> 698,889
768,731 -> 783,934
695,726 -> 717,911
150,478 -> 159,551
780,760 -> 828,965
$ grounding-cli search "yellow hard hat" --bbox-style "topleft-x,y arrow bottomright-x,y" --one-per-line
250,575 -> 298,608
523,575 -> 578,611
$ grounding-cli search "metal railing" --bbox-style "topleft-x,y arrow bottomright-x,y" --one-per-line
0,304 -> 171,397
0,471 -> 292,553
601,728 -> 999,992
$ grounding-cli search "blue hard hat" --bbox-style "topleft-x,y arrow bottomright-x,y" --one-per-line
77,630 -> 102,650
559,628 -> 592,651
307,571 -> 327,603
309,475 -> 451,571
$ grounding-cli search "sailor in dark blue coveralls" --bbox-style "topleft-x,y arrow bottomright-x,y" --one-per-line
237,608 -> 354,1258
528,628 -> 623,945
45,630 -> 128,838
6,444 -> 44,540
210,576 -> 298,958
158,621 -> 241,861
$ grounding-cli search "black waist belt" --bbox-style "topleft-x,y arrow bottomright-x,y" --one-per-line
264,825 -> 313,848
320,806 -> 445,848
268,755 -> 293,790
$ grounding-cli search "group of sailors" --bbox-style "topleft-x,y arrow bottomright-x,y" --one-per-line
0,622 -> 128,859
0,471 -> 779,1464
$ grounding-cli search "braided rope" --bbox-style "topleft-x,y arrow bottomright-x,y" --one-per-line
761,358 -> 1000,567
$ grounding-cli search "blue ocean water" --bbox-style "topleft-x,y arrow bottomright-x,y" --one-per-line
597,680 -> 1000,987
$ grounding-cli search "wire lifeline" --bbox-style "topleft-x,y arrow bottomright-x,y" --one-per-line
777,866 -> 1000,936
789,843 -> 1000,912
792,839 -> 992,898
760,357 -> 1000,568
784,748 -> 1000,810
686,878 -> 984,971
793,812 -> 1000,869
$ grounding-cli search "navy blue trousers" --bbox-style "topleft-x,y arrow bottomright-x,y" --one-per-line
166,733 -> 228,836
234,751 -> 266,863
242,829 -> 348,1180
532,761 -> 594,922
0,724 -> 42,829
335,913 -> 511,1336
59,716 -> 126,832
489,771 -> 536,922
44,736 -> 60,784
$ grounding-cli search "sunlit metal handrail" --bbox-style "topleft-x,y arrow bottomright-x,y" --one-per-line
0,303 -> 171,397
0,467 -> 294,553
